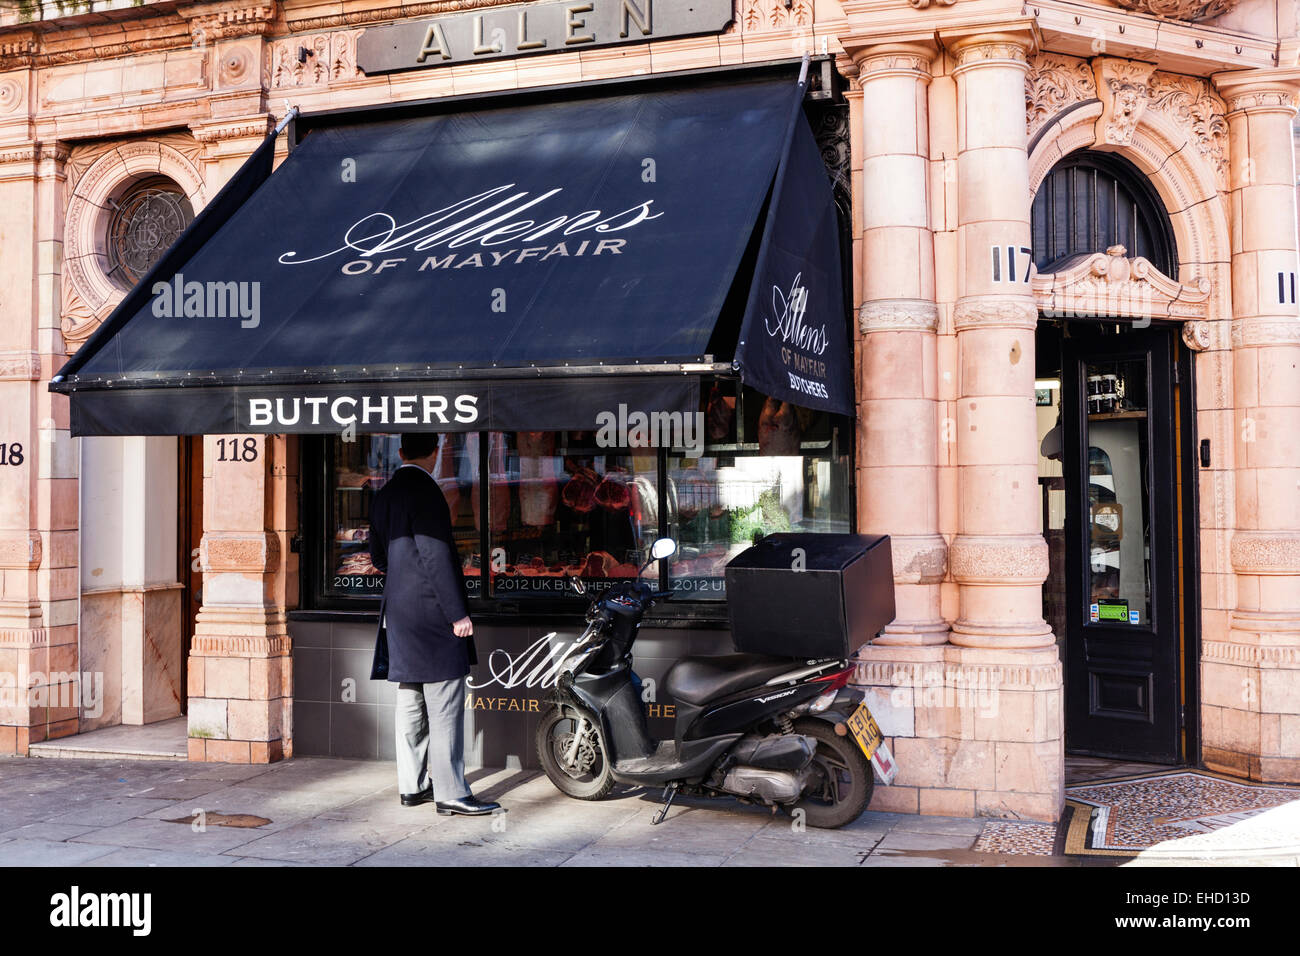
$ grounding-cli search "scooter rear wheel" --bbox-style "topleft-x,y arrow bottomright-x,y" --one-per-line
536,705 -> 616,800
789,717 -> 874,828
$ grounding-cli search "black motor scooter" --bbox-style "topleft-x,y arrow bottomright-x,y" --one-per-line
535,538 -> 894,829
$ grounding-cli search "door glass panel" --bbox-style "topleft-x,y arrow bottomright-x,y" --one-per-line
1084,358 -> 1151,626
1035,350 -> 1066,655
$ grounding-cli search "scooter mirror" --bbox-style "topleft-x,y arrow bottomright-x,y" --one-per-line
649,538 -> 677,561
565,574 -> 586,595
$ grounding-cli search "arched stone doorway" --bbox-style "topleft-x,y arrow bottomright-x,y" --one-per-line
1031,145 -> 1207,765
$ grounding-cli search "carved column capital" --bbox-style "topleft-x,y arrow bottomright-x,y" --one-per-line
854,43 -> 936,82
1215,76 -> 1300,117
949,32 -> 1032,74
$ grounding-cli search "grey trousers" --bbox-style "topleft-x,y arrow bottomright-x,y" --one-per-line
395,677 -> 471,800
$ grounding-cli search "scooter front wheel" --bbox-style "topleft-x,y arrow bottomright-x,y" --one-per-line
535,704 -> 615,800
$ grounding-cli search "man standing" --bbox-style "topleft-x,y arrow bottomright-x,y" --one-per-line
369,433 -> 502,817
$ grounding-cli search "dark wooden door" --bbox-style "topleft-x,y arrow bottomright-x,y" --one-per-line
177,436 -> 204,715
1062,325 -> 1181,762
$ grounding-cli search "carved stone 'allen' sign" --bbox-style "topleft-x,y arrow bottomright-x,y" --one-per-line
356,0 -> 735,75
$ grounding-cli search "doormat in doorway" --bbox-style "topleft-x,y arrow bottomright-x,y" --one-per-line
1062,770 -> 1300,857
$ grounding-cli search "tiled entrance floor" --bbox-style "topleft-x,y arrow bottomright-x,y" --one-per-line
976,760 -> 1300,862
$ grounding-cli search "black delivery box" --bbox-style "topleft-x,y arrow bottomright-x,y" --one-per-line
724,533 -> 894,659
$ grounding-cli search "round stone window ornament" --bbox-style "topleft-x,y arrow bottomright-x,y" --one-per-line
105,180 -> 194,289
1107,0 -> 1239,20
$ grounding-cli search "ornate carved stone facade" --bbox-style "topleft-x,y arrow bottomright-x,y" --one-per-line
1148,72 -> 1229,191
60,133 -> 205,353
1026,51 -> 1095,139
1033,245 -> 1212,320
1095,59 -> 1156,147
1109,0 -> 1241,20
269,29 -> 364,89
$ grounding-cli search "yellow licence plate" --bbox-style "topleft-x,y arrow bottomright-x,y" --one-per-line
846,702 -> 883,760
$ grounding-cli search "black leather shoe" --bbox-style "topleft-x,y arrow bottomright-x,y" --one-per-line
435,795 -> 502,816
400,786 -> 434,807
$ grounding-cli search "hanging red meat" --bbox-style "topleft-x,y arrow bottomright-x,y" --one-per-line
517,431 -> 559,527
758,397 -> 801,456
561,466 -> 600,513
706,382 -> 736,442
594,472 -> 632,512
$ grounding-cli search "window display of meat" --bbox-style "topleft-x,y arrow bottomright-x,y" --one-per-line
465,432 -> 510,532
706,381 -> 736,442
517,431 -> 560,527
337,551 -> 381,576
335,470 -> 372,489
758,397 -> 801,456
433,434 -> 460,517
561,465 -> 600,513
578,550 -> 618,578
594,471 -> 631,512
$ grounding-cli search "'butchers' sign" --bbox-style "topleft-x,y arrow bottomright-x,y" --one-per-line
356,0 -> 734,75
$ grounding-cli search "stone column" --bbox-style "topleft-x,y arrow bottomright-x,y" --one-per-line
932,32 -> 1061,821
855,43 -> 949,647
187,434 -> 295,763
948,33 -> 1053,652
0,138 -> 81,755
1207,74 -> 1300,783
185,122 -> 297,763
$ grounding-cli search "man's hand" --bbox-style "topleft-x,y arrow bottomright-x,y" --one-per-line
452,616 -> 473,638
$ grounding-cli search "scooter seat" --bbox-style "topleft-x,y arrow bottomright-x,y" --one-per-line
664,654 -> 807,707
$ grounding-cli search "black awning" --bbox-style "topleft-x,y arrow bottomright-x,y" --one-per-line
52,69 -> 851,436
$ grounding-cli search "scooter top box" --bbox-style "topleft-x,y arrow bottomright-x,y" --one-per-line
724,533 -> 894,660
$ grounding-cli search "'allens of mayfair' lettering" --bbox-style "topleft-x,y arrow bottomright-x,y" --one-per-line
765,272 -> 829,357
278,184 -> 662,266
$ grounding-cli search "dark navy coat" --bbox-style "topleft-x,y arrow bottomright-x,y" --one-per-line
369,464 -> 477,683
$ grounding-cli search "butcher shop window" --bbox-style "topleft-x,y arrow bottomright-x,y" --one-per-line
665,381 -> 853,600
310,381 -> 853,611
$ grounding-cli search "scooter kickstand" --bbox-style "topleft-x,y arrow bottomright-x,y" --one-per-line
651,784 -> 678,825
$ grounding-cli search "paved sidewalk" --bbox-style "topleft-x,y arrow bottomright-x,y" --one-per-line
0,754 -> 1285,867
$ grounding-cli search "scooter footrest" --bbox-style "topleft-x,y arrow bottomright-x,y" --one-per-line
612,740 -> 678,775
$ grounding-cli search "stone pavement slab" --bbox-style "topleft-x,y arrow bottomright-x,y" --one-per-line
0,753 -> 1241,867
231,816 -> 436,865
68,816 -> 275,856
0,838 -> 121,867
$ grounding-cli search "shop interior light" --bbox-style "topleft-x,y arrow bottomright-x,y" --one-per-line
1035,378 -> 1061,390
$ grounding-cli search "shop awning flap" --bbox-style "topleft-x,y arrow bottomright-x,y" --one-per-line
53,72 -> 852,435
